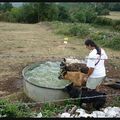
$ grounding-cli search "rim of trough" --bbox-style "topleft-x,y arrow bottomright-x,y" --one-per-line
22,59 -> 71,90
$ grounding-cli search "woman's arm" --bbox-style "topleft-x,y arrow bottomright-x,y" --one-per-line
87,67 -> 94,77
84,67 -> 94,82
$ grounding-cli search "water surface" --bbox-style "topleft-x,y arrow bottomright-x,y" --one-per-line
24,61 -> 70,89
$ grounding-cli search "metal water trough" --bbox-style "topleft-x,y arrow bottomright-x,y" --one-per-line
22,61 -> 69,102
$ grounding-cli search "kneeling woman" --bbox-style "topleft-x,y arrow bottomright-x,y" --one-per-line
84,39 -> 108,91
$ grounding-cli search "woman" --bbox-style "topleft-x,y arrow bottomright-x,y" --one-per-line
84,39 -> 108,91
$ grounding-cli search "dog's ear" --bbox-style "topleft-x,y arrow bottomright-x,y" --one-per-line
62,58 -> 66,62
80,67 -> 89,74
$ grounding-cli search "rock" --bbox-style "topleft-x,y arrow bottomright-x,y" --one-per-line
60,112 -> 70,118
91,111 -> 106,118
37,112 -> 42,118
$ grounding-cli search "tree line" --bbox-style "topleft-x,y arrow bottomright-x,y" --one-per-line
0,2 -> 120,23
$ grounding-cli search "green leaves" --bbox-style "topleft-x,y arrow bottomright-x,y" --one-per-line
0,99 -> 32,117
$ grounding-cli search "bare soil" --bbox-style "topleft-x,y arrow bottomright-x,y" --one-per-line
0,22 -> 120,106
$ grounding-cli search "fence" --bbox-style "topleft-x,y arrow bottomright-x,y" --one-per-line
0,54 -> 120,106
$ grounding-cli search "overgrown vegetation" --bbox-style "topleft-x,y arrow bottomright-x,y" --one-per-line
39,99 -> 80,117
0,2 -> 120,23
1,96 -> 119,117
0,99 -> 33,117
0,2 -> 120,32
48,21 -> 120,51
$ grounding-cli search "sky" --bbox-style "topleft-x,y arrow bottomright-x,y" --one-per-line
12,2 -> 23,7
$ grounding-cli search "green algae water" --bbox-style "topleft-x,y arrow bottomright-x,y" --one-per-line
24,61 -> 70,89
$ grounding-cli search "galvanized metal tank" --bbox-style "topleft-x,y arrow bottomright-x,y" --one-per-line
22,61 -> 69,102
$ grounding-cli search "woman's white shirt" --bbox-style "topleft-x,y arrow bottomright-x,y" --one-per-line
86,48 -> 108,78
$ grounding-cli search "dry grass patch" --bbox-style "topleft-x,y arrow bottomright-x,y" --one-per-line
101,11 -> 120,20
0,22 -> 120,100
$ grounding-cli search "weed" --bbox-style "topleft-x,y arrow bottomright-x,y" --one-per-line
0,99 -> 32,117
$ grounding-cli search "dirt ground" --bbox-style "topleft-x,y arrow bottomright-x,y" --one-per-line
0,22 -> 120,106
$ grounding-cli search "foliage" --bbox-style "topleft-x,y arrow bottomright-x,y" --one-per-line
50,22 -> 92,38
72,6 -> 97,23
73,10 -> 86,23
103,36 -> 120,50
0,3 -> 120,24
49,21 -> 120,51
94,17 -> 113,26
0,3 -> 13,12
100,9 -> 110,15
0,99 -> 32,117
110,96 -> 120,107
109,2 -> 120,11
40,100 -> 80,117
57,5 -> 71,22
95,3 -> 110,15
90,31 -> 120,50
112,20 -> 120,31
40,103 -> 64,117
6,7 -> 23,22
67,23 -> 90,37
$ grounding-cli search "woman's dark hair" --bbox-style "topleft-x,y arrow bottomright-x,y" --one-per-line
85,39 -> 101,55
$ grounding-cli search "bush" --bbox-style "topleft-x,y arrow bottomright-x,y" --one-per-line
50,22 -> 91,38
90,31 -> 120,50
94,17 -> 120,31
104,36 -> 120,50
72,8 -> 97,23
73,11 -> 86,23
112,20 -> 120,31
98,9 -> 110,15
0,99 -> 32,117
66,23 -> 90,37
94,17 -> 113,26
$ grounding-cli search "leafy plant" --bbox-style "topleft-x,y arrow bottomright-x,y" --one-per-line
40,103 -> 64,117
66,23 -> 90,37
0,99 -> 32,117
94,17 -> 113,26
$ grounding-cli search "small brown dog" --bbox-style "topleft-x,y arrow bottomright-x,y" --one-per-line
58,67 -> 89,87
58,58 -> 89,87
63,71 -> 87,86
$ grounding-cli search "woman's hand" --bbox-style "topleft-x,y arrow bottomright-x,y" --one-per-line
88,67 -> 94,77
84,76 -> 88,82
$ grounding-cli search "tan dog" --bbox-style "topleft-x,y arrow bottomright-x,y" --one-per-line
59,71 -> 87,87
59,58 -> 89,87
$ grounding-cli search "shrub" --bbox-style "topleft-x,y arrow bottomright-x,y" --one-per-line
104,36 -> 120,50
90,31 -> 120,50
72,8 -> 97,23
99,9 -> 110,15
67,23 -> 90,37
73,11 -> 86,23
94,17 -> 113,26
112,20 -> 120,31
0,99 -> 32,117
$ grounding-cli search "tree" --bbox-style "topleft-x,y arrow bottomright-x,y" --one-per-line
72,6 -> 97,23
8,7 -> 23,22
1,3 -> 13,12
57,6 -> 71,22
95,3 -> 110,15
20,3 -> 38,23
109,3 -> 120,11
46,3 -> 59,21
